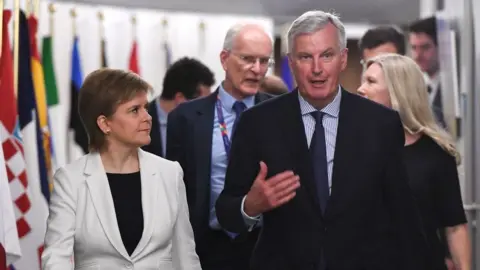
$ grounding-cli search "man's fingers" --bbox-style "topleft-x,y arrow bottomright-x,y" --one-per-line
266,170 -> 296,186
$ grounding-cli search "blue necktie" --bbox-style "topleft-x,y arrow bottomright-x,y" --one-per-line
310,111 -> 329,214
232,101 -> 247,137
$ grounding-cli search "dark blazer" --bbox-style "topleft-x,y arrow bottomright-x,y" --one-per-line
216,89 -> 431,270
166,89 -> 272,255
142,101 -> 164,157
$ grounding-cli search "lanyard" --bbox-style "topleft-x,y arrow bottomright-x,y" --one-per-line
215,96 -> 232,157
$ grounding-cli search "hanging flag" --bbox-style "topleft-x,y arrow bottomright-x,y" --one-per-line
41,35 -> 60,173
280,55 -> 294,91
129,41 -> 140,74
0,146 -> 22,269
28,15 -> 53,201
101,38 -> 107,68
0,10 -> 22,269
11,11 -> 49,270
68,37 -> 88,156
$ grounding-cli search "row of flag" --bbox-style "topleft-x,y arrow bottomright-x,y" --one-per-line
0,8 -> 142,269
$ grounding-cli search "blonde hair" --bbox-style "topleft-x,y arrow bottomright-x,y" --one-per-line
366,54 -> 460,164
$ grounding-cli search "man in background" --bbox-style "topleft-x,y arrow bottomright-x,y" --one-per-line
358,25 -> 406,64
409,17 -> 446,128
142,57 -> 215,157
260,75 -> 289,95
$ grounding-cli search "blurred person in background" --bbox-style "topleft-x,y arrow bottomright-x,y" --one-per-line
358,54 -> 471,270
358,25 -> 406,65
409,17 -> 446,128
143,57 -> 215,157
42,69 -> 200,270
166,23 -> 273,270
260,75 -> 289,95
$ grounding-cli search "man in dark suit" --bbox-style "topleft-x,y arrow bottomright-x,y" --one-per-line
409,17 -> 446,128
142,57 -> 214,157
166,24 -> 273,270
216,10 -> 430,270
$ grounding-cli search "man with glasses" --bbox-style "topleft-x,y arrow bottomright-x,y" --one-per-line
166,23 -> 273,270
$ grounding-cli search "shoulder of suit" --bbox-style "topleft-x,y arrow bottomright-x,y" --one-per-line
140,150 -> 182,176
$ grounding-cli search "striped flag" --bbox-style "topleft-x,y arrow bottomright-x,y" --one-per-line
0,10 -> 22,269
68,37 -> 88,158
101,38 -> 107,68
164,41 -> 172,68
28,15 -> 53,201
41,35 -> 60,172
10,11 -> 49,270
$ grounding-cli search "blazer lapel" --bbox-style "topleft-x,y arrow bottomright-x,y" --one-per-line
131,149 -> 158,259
254,92 -> 271,104
193,91 -> 217,220
282,90 -> 322,214
325,89 -> 361,217
84,152 -> 130,260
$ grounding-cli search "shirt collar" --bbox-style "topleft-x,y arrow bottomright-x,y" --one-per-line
155,99 -> 168,124
218,83 -> 255,113
298,85 -> 342,117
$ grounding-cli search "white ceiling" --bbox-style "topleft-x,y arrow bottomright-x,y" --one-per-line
57,0 -> 420,25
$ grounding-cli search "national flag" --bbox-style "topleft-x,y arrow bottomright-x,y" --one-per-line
68,37 -> 88,156
0,145 -> 22,269
129,40 -> 140,74
10,11 -> 49,270
280,55 -> 294,91
101,38 -> 107,67
28,15 -> 53,201
0,10 -> 22,269
41,35 -> 60,173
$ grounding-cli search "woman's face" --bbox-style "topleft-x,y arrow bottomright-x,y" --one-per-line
357,63 -> 391,108
99,91 -> 152,149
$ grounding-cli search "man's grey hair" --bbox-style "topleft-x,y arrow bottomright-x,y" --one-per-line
222,23 -> 271,51
287,10 -> 347,53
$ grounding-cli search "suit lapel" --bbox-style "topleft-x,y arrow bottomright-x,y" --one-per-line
254,92 -> 271,104
282,90 -> 322,214
325,90 -> 360,216
131,150 -> 158,259
193,91 -> 217,219
84,152 -> 130,260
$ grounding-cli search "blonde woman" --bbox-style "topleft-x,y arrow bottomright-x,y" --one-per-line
357,53 -> 471,270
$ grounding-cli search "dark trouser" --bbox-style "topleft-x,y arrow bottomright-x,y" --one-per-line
199,228 -> 260,270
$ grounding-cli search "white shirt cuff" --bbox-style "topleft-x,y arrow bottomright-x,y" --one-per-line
241,195 -> 261,231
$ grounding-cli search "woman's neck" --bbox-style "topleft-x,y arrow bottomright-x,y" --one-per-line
405,132 -> 422,146
100,146 -> 140,173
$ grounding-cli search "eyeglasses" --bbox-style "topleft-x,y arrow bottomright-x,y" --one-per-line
229,52 -> 275,68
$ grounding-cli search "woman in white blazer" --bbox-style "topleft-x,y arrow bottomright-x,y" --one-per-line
42,68 -> 201,270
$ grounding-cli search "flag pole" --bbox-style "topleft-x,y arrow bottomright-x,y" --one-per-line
67,7 -> 76,163
131,14 -> 136,40
34,0 -> 40,19
70,7 -> 76,36
49,3 -> 55,37
13,0 -> 20,97
98,10 -> 104,67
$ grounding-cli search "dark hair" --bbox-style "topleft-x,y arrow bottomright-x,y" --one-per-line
160,57 -> 215,100
358,26 -> 406,55
78,68 -> 152,151
409,16 -> 437,45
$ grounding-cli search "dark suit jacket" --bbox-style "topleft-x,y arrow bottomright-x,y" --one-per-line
215,89 -> 431,270
142,101 -> 164,157
429,85 -> 446,128
166,89 -> 272,255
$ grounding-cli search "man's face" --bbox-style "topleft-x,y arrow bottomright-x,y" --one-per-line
409,32 -> 439,76
289,23 -> 348,107
362,42 -> 399,62
220,27 -> 273,98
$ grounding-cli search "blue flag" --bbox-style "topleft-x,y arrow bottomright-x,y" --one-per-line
281,56 -> 294,91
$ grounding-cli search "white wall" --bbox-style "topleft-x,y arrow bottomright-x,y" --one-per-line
3,0 -> 274,168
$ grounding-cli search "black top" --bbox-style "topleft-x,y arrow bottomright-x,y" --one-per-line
107,171 -> 144,256
404,135 -> 466,270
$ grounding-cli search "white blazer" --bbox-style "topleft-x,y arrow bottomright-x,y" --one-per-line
41,149 -> 201,270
